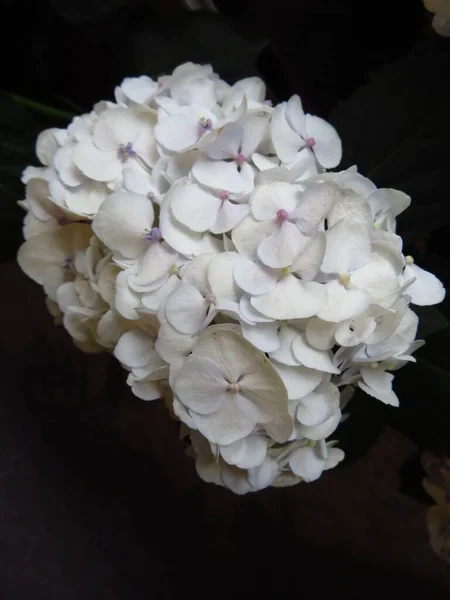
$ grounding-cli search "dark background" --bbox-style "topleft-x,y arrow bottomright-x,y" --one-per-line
1,1 -> 450,597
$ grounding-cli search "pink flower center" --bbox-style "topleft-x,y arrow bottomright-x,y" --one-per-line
235,152 -> 246,165
277,209 -> 288,220
219,190 -> 229,201
306,137 -> 316,147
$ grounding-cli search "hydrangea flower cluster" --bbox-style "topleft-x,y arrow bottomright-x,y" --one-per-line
17,62 -> 445,494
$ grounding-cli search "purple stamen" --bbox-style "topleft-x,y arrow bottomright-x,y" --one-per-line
305,137 -> 316,147
197,117 -> 213,136
277,209 -> 288,221
63,256 -> 74,271
118,142 -> 136,162
235,152 -> 246,165
144,227 -> 162,242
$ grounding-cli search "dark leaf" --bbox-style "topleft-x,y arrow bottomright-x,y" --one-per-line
329,39 -> 450,243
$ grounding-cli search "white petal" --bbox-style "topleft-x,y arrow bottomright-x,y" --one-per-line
53,145 -> 86,187
305,114 -> 342,169
295,411 -> 341,441
288,446 -> 324,482
119,75 -> 158,105
293,183 -> 339,233
170,183 -> 221,232
50,180 -> 108,217
115,271 -> 141,320
335,316 -> 376,347
141,274 -> 180,312
131,380 -> 161,401
322,221 -> 371,275
327,192 -> 372,231
292,333 -> 339,374
251,276 -> 327,320
359,368 -> 399,407
291,233 -> 326,280
191,156 -> 254,195
271,361 -> 323,400
241,114 -> 268,157
238,436 -> 268,469
295,390 -> 336,427
92,192 -> 153,258
233,258 -> 278,296
231,216 -> 277,260
402,263 -> 445,306
351,253 -> 399,305
36,128 -> 63,166
171,75 -> 217,109
173,355 -> 227,415
73,139 -> 121,182
270,103 -> 303,163
155,114 -> 199,152
257,222 -> 310,268
305,317 -> 337,350
222,77 -> 265,115
93,107 -> 142,151
268,324 -> 300,366
194,393 -> 261,446
155,322 -> 197,364
122,168 -> 153,196
241,321 -> 280,353
248,457 -> 279,490
159,194 -> 205,258
318,279 -> 370,323
208,251 -> 241,302
206,122 -> 243,159
114,329 -> 155,369
250,181 -> 300,221
285,95 -> 306,136
211,200 -> 249,234
220,439 -> 247,466
366,308 -> 418,361
239,295 -> 273,324
165,282 -> 209,334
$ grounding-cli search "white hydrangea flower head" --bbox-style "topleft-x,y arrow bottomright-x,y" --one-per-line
16,61 -> 446,494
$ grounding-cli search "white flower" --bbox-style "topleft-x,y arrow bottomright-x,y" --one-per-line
190,430 -> 279,494
155,103 -> 218,154
73,107 -> 158,183
164,252 -> 241,335
191,116 -> 268,193
233,181 -> 337,268
115,75 -> 160,107
213,432 -> 270,470
401,256 -> 446,306
358,365 -> 399,407
17,224 -> 92,300
159,185 -> 225,258
114,328 -> 168,400
17,61 -> 447,494
289,382 -> 342,441
171,326 -> 292,445
221,76 -> 266,116
271,95 -> 342,168
288,441 -> 345,482
233,257 -> 327,321
167,182 -> 249,234
92,192 -> 156,259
